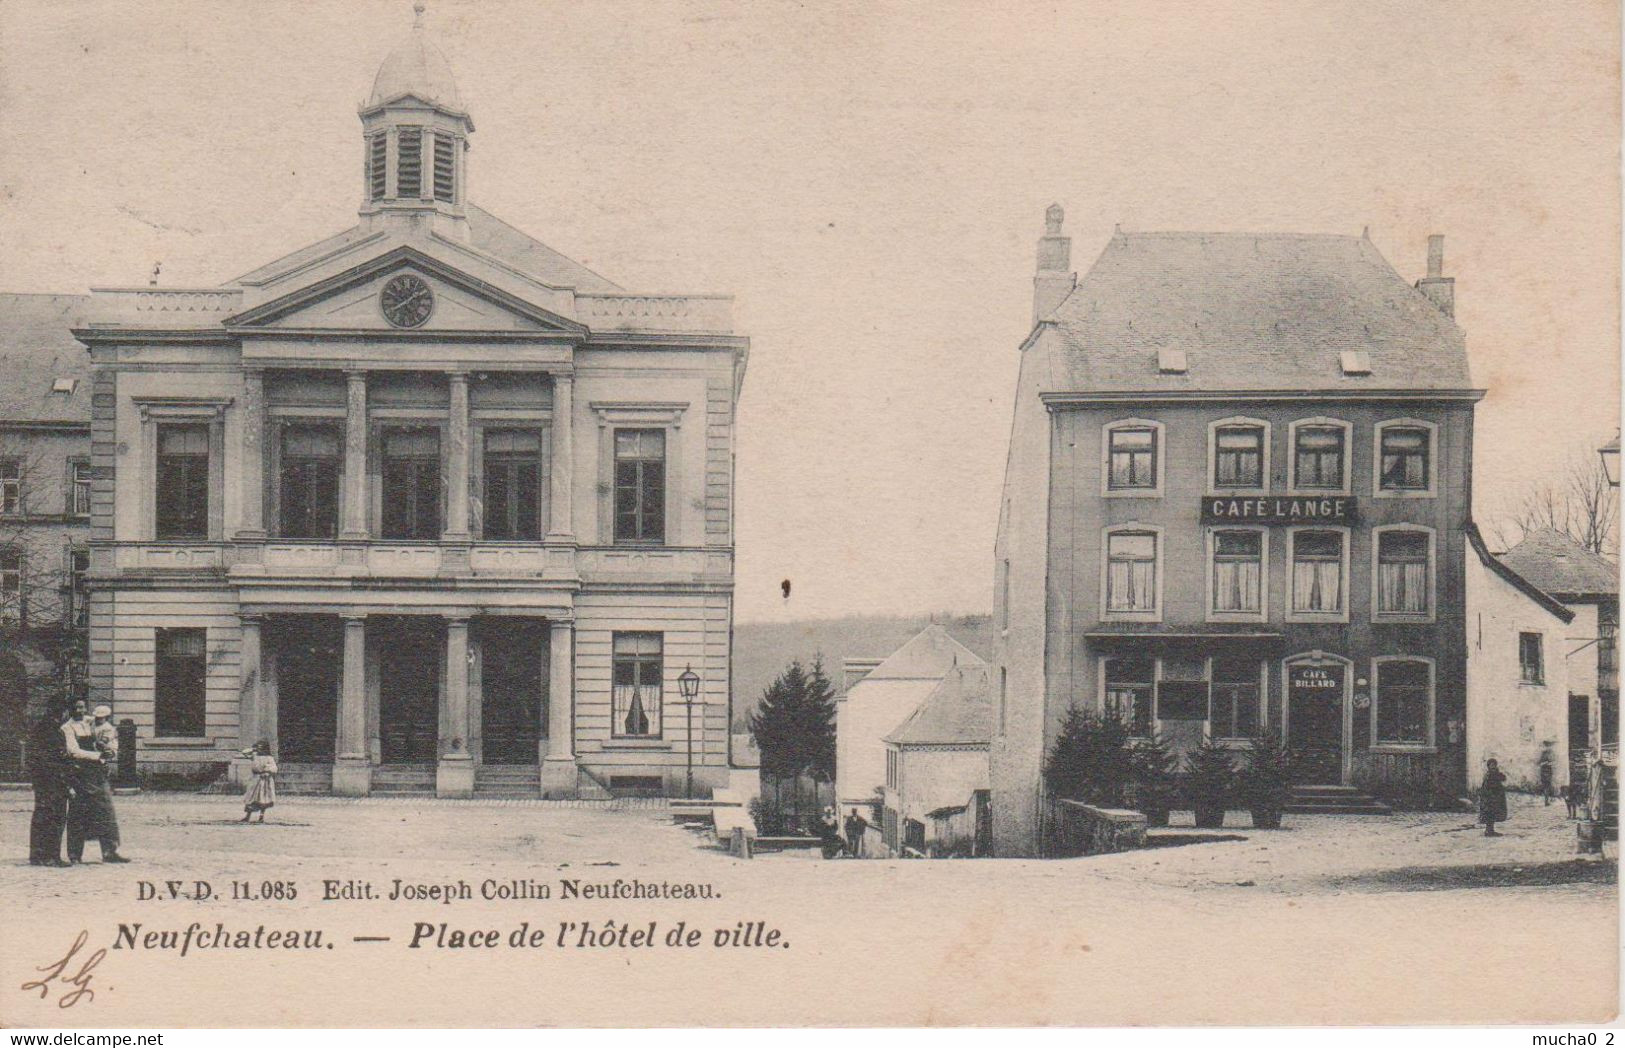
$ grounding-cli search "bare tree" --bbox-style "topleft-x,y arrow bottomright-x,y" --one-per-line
1491,446 -> 1619,559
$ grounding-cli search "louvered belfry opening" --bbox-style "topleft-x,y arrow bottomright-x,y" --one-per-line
433,135 -> 456,202
367,135 -> 387,201
397,127 -> 423,198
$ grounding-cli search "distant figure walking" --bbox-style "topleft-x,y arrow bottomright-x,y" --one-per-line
240,741 -> 278,823
818,806 -> 842,859
27,706 -> 71,866
64,703 -> 128,863
1479,758 -> 1509,837
844,808 -> 867,857
1538,742 -> 1556,806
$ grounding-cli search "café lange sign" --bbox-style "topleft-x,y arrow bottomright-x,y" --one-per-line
1200,495 -> 1355,526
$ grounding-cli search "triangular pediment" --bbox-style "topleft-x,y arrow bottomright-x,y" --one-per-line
226,246 -> 584,336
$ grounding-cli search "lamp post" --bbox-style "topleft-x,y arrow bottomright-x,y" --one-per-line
1600,432 -> 1620,489
678,664 -> 701,799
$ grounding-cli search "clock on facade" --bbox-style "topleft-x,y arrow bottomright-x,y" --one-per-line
380,274 -> 434,328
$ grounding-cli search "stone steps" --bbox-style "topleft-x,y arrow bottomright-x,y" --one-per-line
1285,785 -> 1392,815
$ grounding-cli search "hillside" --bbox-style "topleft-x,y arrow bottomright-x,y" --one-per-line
730,613 -> 995,730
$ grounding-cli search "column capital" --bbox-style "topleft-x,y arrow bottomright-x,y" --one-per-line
239,612 -> 267,626
446,369 -> 470,382
444,614 -> 471,627
340,611 -> 368,624
345,368 -> 368,383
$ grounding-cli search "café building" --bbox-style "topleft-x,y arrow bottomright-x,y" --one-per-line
990,211 -> 1482,855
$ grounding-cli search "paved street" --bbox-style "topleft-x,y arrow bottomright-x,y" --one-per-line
1,788 -> 1616,1026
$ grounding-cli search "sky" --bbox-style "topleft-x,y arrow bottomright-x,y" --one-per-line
0,0 -> 1617,623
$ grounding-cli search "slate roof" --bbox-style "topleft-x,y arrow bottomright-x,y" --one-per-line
232,204 -> 621,294
0,294 -> 93,425
1464,524 -> 1576,623
884,662 -> 993,747
1044,231 -> 1472,394
1498,529 -> 1619,601
862,623 -> 985,682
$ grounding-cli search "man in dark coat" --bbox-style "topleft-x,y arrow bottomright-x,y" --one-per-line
843,808 -> 867,857
64,702 -> 128,863
27,707 -> 71,866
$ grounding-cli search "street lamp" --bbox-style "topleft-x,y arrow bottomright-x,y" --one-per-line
678,664 -> 701,799
1600,432 -> 1620,489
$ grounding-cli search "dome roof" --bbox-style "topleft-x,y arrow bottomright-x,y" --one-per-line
367,5 -> 463,114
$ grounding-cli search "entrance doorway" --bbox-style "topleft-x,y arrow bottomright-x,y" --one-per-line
478,619 -> 545,765
273,617 -> 340,762
378,617 -> 440,764
1286,657 -> 1347,784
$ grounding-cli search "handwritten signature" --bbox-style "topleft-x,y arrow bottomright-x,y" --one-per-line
20,930 -> 104,1009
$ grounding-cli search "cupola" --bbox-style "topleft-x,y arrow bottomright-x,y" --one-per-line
358,3 -> 473,235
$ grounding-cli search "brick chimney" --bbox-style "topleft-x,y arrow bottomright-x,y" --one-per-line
1032,203 -> 1076,325
1415,233 -> 1455,318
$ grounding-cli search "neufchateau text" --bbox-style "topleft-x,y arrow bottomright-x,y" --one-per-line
134,877 -> 720,904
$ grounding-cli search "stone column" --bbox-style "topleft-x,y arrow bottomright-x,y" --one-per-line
340,370 -> 369,541
332,614 -> 371,796
237,368 -> 267,539
541,619 -> 577,797
444,371 -> 471,542
437,615 -> 475,797
546,373 -> 574,542
235,614 -> 264,785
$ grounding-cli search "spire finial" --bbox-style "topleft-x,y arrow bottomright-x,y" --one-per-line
413,1 -> 426,27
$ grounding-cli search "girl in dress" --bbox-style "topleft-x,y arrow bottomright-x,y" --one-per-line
1479,758 -> 1509,837
240,740 -> 277,823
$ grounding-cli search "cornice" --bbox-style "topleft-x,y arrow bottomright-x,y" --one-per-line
1041,389 -> 1488,407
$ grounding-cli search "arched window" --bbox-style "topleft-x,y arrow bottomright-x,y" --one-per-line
1102,419 -> 1165,497
1102,525 -> 1162,618
1288,527 -> 1349,621
1373,419 -> 1438,497
1289,417 -> 1353,495
1208,417 -> 1270,493
1373,525 -> 1434,620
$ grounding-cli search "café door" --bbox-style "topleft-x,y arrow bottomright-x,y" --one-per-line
1285,656 -> 1348,784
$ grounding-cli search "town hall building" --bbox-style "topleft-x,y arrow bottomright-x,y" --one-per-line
65,10 -> 746,797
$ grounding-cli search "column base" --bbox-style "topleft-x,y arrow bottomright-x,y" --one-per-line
332,758 -> 372,797
540,756 -> 579,799
436,756 -> 475,798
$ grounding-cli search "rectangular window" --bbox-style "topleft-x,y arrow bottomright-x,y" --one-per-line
1376,531 -> 1430,615
1106,531 -> 1157,612
1291,530 -> 1345,614
1379,427 -> 1430,491
611,632 -> 663,738
1157,658 -> 1209,721
1519,632 -> 1545,685
1108,427 -> 1157,489
368,134 -> 387,201
0,459 -> 20,515
155,627 -> 207,738
433,135 -> 456,202
613,429 -> 666,544
68,550 -> 89,629
1294,426 -> 1345,489
279,425 -> 342,539
397,129 -> 422,198
70,461 -> 91,516
1104,657 -> 1154,736
155,423 -> 210,540
1212,657 -> 1260,738
381,428 -> 442,540
1214,426 -> 1264,489
483,430 -> 544,541
1375,660 -> 1430,745
0,547 -> 20,618
886,749 -> 897,788
1211,530 -> 1263,613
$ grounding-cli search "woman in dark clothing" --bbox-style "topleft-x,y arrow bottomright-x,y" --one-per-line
27,709 -> 71,866
1479,758 -> 1509,837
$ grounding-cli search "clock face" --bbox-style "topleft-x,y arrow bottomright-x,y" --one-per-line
380,274 -> 433,328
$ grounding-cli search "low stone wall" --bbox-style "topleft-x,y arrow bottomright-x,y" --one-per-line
1054,800 -> 1148,857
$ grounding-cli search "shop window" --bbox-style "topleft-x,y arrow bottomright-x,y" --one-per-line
1106,425 -> 1158,490
1292,422 -> 1347,491
1374,658 -> 1431,746
380,428 -> 441,540
1378,424 -> 1432,493
1211,529 -> 1264,614
155,627 -> 207,738
1105,530 -> 1158,613
483,429 -> 544,541
1213,424 -> 1265,489
1519,632 -> 1545,685
1375,529 -> 1431,616
611,631 -> 663,738
1212,657 -> 1261,739
155,424 -> 210,540
1157,658 -> 1209,721
0,459 -> 18,515
1291,530 -> 1345,616
1104,657 -> 1153,736
613,429 -> 666,544
279,425 -> 341,539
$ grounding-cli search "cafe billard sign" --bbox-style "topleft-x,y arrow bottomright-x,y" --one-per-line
1200,495 -> 1355,525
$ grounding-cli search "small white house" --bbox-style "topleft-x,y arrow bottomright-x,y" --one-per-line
881,661 -> 993,855
1465,525 -> 1575,790
835,625 -> 983,813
